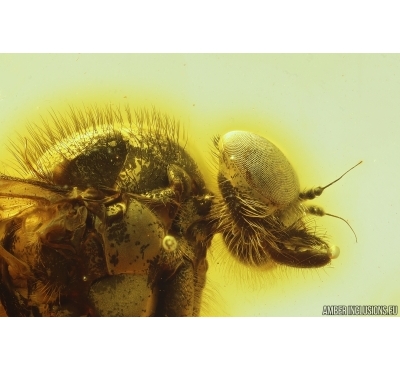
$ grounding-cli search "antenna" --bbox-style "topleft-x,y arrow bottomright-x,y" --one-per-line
306,205 -> 358,242
300,160 -> 362,200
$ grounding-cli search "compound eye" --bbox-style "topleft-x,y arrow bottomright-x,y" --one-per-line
218,131 -> 300,211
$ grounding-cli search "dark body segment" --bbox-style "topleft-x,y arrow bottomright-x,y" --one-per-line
0,108 -> 213,316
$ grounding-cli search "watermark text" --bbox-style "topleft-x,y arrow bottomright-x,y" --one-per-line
322,305 -> 398,316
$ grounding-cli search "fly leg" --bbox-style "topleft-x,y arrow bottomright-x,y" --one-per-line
155,257 -> 196,316
153,215 -> 211,317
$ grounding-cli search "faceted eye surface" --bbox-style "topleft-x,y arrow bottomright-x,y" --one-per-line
218,131 -> 300,210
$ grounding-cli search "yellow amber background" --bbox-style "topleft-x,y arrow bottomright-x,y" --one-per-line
0,54 -> 398,316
